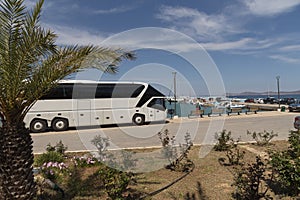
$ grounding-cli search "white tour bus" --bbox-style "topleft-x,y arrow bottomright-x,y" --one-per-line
24,80 -> 167,133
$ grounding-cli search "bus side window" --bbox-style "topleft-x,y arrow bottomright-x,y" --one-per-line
63,84 -> 73,99
41,86 -> 64,99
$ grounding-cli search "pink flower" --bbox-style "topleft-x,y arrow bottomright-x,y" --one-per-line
52,162 -> 58,167
47,162 -> 53,168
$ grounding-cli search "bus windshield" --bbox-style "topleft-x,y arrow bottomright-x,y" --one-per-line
147,98 -> 166,111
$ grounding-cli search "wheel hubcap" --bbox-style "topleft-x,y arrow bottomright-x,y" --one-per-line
136,117 -> 142,123
56,121 -> 64,129
34,122 -> 43,130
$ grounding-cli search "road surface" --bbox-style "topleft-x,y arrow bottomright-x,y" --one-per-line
31,111 -> 298,154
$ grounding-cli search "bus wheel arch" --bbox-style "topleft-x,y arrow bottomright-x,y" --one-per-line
51,118 -> 69,131
132,114 -> 145,125
30,118 -> 48,133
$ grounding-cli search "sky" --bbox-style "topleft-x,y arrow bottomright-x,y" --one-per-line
24,0 -> 300,96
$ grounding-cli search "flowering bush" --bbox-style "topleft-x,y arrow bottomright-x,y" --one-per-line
41,161 -> 69,181
72,155 -> 99,167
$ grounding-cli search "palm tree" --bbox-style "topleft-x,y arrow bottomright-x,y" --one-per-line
0,0 -> 134,199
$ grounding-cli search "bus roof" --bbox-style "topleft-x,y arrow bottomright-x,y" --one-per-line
59,79 -> 147,85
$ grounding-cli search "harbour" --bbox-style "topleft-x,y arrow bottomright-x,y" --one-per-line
165,96 -> 292,118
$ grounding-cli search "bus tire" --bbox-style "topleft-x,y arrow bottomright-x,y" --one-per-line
132,114 -> 145,126
52,118 -> 69,131
30,119 -> 47,133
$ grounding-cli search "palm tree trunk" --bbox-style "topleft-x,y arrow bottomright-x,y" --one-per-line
0,123 -> 36,199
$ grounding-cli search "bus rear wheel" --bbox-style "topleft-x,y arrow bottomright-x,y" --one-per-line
52,118 -> 68,131
30,119 -> 47,133
132,114 -> 145,125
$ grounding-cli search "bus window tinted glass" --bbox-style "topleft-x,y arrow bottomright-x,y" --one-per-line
40,84 -> 74,99
73,84 -> 96,99
96,84 -> 114,98
63,84 -> 73,98
111,85 -> 145,98
41,83 -> 145,99
96,84 -> 144,98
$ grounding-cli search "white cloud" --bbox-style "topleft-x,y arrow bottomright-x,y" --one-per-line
270,55 -> 300,64
157,6 -> 242,42
40,2 -> 299,61
43,24 -> 107,46
201,38 -> 254,50
94,6 -> 135,14
25,1 -> 133,17
155,4 -> 300,57
44,23 -> 280,54
114,32 -> 260,53
279,44 -> 300,51
156,6 -> 285,52
201,37 -> 280,51
244,0 -> 300,16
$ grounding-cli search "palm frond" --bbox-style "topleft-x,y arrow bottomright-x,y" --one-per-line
0,0 -> 136,121
21,45 -> 94,104
24,0 -> 43,29
0,0 -> 57,108
0,1 -> 136,198
81,47 -> 136,73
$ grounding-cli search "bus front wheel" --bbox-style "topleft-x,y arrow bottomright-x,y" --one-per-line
30,119 -> 47,133
52,118 -> 68,131
132,114 -> 145,126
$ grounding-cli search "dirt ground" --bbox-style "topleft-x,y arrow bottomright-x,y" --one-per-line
130,140 -> 293,200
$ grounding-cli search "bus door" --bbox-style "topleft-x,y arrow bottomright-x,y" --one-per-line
75,100 -> 91,127
147,98 -> 166,121
147,108 -> 155,122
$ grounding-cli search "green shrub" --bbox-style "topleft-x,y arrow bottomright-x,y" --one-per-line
120,150 -> 137,171
98,166 -> 132,200
225,146 -> 245,166
91,135 -> 110,161
287,130 -> 300,158
35,151 -> 64,167
55,140 -> 68,154
232,156 -> 270,199
45,143 -> 56,152
214,130 -> 233,151
46,140 -> 68,154
158,129 -> 194,172
247,130 -> 278,146
158,129 -> 177,163
218,137 -> 245,166
270,130 -> 300,196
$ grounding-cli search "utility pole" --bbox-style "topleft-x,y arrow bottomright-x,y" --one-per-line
172,72 -> 177,116
276,76 -> 280,109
